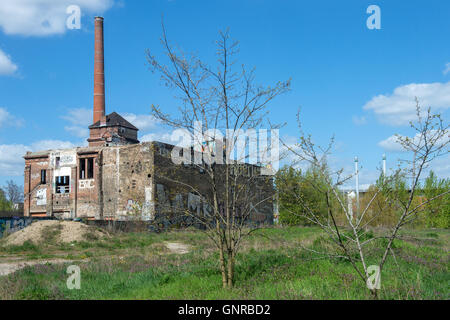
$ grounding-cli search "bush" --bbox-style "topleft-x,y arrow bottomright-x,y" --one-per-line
276,165 -> 329,226
421,171 -> 450,229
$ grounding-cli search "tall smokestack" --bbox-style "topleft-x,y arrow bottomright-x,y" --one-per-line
93,16 -> 106,125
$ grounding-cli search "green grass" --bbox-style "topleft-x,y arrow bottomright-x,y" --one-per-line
0,226 -> 448,300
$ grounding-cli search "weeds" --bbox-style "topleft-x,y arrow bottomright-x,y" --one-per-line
0,226 -> 448,300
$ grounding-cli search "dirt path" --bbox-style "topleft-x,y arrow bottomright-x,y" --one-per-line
0,258 -> 84,277
165,242 -> 190,254
0,241 -> 190,276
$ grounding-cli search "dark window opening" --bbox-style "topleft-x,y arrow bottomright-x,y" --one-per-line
87,158 -> 94,179
79,158 -> 94,180
79,159 -> 86,180
56,157 -> 61,167
55,176 -> 70,194
40,170 -> 46,184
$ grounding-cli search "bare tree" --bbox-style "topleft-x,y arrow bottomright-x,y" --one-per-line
4,180 -> 23,207
146,23 -> 290,288
280,101 -> 449,298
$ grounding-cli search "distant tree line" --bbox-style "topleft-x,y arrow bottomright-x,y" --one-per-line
276,165 -> 450,229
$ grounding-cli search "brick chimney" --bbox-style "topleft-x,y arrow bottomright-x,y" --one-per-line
93,16 -> 106,125
88,17 -> 139,147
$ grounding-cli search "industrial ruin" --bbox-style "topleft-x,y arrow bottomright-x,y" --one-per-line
23,17 -> 275,225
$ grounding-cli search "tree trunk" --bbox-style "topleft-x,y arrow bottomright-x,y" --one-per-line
219,240 -> 228,288
370,289 -> 378,300
227,251 -> 235,288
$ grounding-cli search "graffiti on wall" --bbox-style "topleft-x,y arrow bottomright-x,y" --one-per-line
36,188 -> 47,206
0,217 -> 33,238
156,183 -> 212,216
50,151 -> 76,168
155,183 -> 271,224
79,179 -> 95,189
142,186 -> 154,221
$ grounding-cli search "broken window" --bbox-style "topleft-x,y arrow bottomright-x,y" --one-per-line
40,170 -> 46,184
79,158 -> 94,180
55,176 -> 70,194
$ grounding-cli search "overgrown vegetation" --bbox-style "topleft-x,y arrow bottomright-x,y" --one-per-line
277,167 -> 450,229
278,103 -> 449,298
276,165 -> 330,226
421,171 -> 450,229
0,188 -> 13,212
0,226 -> 448,300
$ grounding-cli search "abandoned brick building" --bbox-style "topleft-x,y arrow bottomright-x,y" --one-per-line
23,17 -> 274,225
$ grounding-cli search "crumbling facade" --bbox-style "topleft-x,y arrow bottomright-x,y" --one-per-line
23,17 -> 274,225
23,142 -> 274,225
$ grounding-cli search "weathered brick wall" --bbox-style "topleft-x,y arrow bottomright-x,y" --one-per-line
23,142 -> 274,226
76,152 -> 100,218
24,155 -> 51,216
24,148 -> 101,219
152,142 -> 274,226
101,143 -> 155,220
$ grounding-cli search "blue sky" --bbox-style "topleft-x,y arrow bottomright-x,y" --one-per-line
0,0 -> 449,189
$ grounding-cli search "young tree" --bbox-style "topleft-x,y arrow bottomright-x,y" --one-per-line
281,101 -> 449,298
146,23 -> 290,288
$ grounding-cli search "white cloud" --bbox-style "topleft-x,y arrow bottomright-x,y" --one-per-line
352,115 -> 367,126
444,63 -> 450,75
429,154 -> 450,179
0,0 -> 114,36
379,130 -> 450,153
30,140 -> 75,151
0,108 -> 9,126
61,108 -> 92,127
141,132 -> 180,145
0,107 -> 23,128
0,49 -> 18,75
378,135 -> 404,152
61,108 -> 92,138
0,144 -> 28,176
122,113 -> 159,133
64,126 -> 89,138
363,82 -> 450,126
0,140 -> 76,177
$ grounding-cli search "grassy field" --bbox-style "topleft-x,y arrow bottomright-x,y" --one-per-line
0,226 -> 448,300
